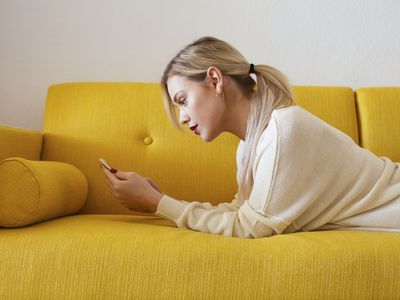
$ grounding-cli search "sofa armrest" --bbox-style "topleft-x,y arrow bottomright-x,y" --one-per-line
0,125 -> 43,161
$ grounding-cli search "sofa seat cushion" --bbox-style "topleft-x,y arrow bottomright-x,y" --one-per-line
1,214 -> 399,299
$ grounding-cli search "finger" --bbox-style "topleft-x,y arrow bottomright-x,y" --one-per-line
101,164 -> 120,185
113,170 -> 132,181
106,177 -> 125,200
106,180 -> 117,195
106,178 -> 121,197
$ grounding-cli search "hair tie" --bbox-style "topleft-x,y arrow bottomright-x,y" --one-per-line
249,63 -> 256,74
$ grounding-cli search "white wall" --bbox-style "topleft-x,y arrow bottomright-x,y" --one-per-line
1,0 -> 399,131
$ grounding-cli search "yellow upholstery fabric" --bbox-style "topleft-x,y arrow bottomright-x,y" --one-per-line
355,87 -> 400,162
0,214 -> 399,299
0,157 -> 88,227
1,82 -> 399,298
0,125 -> 42,161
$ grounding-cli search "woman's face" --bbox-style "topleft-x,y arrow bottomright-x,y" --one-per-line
166,70 -> 226,142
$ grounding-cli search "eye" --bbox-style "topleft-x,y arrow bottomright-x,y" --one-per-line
178,98 -> 186,106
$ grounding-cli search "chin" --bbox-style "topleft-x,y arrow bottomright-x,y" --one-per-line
200,129 -> 220,142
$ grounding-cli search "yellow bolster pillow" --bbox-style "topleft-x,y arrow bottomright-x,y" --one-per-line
0,157 -> 88,228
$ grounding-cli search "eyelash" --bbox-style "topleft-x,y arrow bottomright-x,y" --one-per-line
178,98 -> 186,106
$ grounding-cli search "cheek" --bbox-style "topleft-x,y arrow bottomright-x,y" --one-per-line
191,99 -> 217,123
188,92 -> 223,129
192,106 -> 211,126
197,107 -> 224,140
186,100 -> 202,120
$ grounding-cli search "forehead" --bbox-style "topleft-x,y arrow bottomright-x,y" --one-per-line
167,75 -> 188,97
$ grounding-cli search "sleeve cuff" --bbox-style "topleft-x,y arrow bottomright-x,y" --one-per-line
155,194 -> 187,221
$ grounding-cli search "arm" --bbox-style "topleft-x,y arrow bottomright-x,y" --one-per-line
155,118 -> 288,238
155,193 -> 253,238
155,193 -> 283,239
0,125 -> 43,161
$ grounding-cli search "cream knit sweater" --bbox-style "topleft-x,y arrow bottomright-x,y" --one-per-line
155,106 -> 400,238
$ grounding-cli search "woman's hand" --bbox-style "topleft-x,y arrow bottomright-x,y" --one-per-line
100,164 -> 164,213
145,177 -> 162,193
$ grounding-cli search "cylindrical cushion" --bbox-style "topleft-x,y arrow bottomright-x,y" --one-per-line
0,157 -> 88,227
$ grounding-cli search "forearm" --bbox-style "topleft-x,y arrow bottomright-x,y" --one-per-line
154,194 -> 262,238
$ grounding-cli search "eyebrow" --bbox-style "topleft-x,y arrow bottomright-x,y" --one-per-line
172,90 -> 184,105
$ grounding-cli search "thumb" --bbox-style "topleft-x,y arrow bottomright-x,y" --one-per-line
113,170 -> 130,180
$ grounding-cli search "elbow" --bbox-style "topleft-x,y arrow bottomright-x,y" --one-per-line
233,217 -> 276,239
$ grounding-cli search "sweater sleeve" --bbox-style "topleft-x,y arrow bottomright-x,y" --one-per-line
155,193 -> 278,238
155,116 -> 288,238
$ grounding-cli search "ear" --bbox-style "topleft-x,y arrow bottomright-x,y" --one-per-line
206,66 -> 224,94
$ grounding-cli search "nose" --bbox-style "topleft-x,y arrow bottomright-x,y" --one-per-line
179,109 -> 190,125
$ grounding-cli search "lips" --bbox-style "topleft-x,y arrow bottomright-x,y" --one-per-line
190,125 -> 198,131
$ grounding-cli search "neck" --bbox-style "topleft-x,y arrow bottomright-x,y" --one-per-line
222,82 -> 252,141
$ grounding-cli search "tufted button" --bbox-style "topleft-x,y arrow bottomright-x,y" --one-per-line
144,136 -> 153,145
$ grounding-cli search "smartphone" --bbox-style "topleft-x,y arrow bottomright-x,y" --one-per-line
99,158 -> 117,173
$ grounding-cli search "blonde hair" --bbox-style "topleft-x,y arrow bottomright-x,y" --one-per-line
160,36 -> 296,203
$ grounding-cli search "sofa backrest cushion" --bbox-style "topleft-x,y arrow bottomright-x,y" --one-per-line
42,83 -> 358,215
355,87 -> 400,162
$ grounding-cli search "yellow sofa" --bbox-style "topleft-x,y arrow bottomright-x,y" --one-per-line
1,82 -> 400,299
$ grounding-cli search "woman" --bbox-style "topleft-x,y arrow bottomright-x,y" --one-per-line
101,36 -> 400,238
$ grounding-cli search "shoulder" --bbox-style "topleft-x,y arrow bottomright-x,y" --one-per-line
272,105 -> 356,146
256,105 -> 303,151
237,105 -> 325,163
271,105 -> 315,130
255,105 -> 327,159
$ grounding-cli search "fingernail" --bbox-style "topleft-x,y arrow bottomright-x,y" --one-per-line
111,168 -> 118,174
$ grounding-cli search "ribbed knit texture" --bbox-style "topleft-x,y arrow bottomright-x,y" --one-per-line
156,106 -> 400,238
